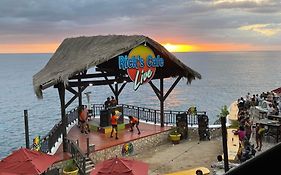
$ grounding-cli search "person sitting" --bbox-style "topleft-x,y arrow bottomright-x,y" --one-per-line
195,169 -> 203,175
104,97 -> 111,109
128,116 -> 141,135
110,96 -> 117,106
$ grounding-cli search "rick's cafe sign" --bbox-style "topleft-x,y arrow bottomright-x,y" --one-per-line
118,45 -> 164,90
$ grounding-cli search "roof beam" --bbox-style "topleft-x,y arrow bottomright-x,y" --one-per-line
68,77 -> 131,87
69,72 -> 119,79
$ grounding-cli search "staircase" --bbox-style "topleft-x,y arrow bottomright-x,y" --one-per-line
85,157 -> 95,174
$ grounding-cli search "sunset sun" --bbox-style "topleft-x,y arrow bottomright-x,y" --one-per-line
162,43 -> 196,52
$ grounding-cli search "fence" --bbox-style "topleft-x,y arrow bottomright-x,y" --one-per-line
38,104 -> 206,154
93,103 -> 206,126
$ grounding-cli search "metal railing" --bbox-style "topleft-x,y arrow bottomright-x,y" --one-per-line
40,107 -> 79,153
66,139 -> 86,174
39,104 -> 206,154
92,103 -> 206,126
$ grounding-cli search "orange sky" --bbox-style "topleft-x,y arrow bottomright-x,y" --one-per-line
0,42 -> 272,53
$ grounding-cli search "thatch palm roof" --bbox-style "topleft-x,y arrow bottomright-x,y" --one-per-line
33,35 -> 201,98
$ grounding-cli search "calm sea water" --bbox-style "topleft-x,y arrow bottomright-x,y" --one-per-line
1,51 -> 281,159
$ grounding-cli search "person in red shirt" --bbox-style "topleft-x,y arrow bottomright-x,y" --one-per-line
79,105 -> 89,134
110,111 -> 119,139
128,116 -> 141,135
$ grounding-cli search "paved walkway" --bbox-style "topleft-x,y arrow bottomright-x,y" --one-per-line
132,137 -> 223,175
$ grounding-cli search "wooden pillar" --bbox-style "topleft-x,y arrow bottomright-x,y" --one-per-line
221,116 -> 229,172
24,110 -> 30,149
115,80 -> 119,104
78,75 -> 82,106
58,83 -> 67,152
160,78 -> 164,127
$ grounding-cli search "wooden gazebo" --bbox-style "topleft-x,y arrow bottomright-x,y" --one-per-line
33,35 -> 201,152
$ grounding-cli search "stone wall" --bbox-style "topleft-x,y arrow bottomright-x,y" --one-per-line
89,130 -> 170,163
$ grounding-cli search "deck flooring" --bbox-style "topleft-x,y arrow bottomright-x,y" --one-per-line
54,118 -> 171,160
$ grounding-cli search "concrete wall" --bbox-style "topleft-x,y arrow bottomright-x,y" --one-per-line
89,126 -> 222,163
89,130 -> 171,163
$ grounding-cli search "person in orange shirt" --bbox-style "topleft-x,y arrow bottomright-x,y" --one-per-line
128,116 -> 141,135
110,111 -> 119,139
79,105 -> 89,134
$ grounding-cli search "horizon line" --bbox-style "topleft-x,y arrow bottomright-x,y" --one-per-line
1,50 -> 281,55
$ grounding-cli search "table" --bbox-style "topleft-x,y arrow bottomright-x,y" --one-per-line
267,115 -> 281,122
256,118 -> 281,143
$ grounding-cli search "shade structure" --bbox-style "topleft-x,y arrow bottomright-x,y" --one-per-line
272,87 -> 281,96
91,157 -> 148,175
0,148 -> 59,175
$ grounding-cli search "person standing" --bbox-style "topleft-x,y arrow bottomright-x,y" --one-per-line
128,116 -> 141,135
110,111 -> 119,139
79,105 -> 89,134
255,123 -> 265,151
244,117 -> 252,140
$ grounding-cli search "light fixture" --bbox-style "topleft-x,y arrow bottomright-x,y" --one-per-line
123,80 -> 127,83
89,83 -> 93,86
144,42 -> 147,46
113,81 -> 117,84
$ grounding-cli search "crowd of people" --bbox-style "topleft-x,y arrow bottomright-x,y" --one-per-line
234,91 -> 281,162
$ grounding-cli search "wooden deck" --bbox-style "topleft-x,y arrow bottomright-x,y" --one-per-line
54,119 -> 171,160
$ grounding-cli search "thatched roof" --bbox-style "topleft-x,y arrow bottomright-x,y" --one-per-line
33,35 -> 201,98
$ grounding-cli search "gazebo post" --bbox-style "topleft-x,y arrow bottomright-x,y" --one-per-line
58,83 -> 67,152
78,74 -> 82,107
115,78 -> 119,104
160,77 -> 164,127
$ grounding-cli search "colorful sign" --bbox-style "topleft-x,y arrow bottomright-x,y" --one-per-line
121,142 -> 134,156
118,45 -> 164,90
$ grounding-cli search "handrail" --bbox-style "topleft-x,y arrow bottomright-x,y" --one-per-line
93,103 -> 206,126
66,139 -> 86,174
39,103 -> 206,154
40,107 -> 79,153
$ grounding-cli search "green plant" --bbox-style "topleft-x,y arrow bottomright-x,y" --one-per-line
229,120 -> 239,129
217,105 -> 229,118
64,159 -> 78,172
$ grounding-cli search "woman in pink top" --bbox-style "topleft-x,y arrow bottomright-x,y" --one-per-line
234,125 -> 246,142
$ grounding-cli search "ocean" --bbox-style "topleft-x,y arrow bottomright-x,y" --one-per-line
1,51 -> 281,159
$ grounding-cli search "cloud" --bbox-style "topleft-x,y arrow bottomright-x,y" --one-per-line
199,0 -> 281,13
0,0 -> 280,51
239,23 -> 281,36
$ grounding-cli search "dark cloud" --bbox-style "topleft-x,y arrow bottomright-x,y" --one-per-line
0,0 -> 280,49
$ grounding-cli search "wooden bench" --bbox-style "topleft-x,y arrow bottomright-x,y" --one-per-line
164,166 -> 210,175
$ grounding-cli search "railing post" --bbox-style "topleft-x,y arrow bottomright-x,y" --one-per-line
137,107 -> 140,119
87,138 -> 90,156
93,104 -> 96,118
24,110 -> 30,149
154,110 -> 157,124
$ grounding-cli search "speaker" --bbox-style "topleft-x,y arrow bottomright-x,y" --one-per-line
197,114 -> 210,141
176,113 -> 188,139
100,109 -> 110,127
